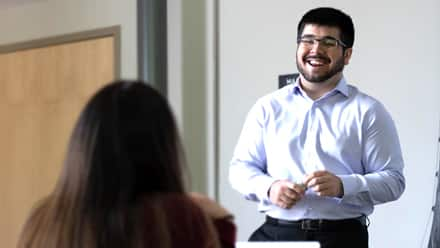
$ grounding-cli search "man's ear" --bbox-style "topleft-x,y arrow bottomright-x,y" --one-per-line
343,48 -> 353,65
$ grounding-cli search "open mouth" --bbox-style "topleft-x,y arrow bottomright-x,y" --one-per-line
305,56 -> 330,67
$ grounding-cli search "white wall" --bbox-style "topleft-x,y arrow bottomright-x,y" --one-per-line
0,0 -> 137,78
218,1 -> 440,248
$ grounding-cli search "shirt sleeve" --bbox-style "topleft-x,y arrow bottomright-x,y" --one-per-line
339,102 -> 406,206
229,99 -> 277,204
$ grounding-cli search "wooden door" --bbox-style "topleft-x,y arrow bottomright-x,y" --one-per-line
0,31 -> 117,247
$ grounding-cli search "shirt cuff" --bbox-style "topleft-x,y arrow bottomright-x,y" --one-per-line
339,174 -> 369,197
256,176 -> 278,203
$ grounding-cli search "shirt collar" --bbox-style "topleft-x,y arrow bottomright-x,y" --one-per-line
291,76 -> 349,97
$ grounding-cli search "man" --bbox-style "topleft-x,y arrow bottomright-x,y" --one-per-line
229,7 -> 405,248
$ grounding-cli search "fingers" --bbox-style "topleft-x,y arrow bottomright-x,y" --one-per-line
269,180 -> 306,209
304,171 -> 344,197
309,181 -> 333,196
278,192 -> 298,209
303,170 -> 327,185
269,171 -> 344,211
269,171 -> 344,209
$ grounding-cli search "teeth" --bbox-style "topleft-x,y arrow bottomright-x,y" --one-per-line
309,60 -> 324,66
306,56 -> 329,66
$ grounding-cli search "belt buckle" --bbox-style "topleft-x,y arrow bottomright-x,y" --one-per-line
301,219 -> 322,231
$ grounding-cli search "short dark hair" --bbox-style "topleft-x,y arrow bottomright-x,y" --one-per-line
297,7 -> 355,48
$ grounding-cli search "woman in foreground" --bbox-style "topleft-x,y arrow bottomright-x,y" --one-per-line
18,80 -> 236,248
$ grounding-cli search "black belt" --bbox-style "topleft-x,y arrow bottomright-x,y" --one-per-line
266,215 -> 367,231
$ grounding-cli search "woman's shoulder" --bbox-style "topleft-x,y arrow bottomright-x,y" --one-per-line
141,193 -> 207,224
141,193 -> 218,247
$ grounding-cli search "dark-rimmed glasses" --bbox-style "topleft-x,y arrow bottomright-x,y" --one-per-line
297,35 -> 347,49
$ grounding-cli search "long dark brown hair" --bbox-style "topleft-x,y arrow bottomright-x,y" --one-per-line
18,81 -> 218,248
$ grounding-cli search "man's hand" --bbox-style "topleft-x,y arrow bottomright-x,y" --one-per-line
304,171 -> 344,198
269,180 -> 306,209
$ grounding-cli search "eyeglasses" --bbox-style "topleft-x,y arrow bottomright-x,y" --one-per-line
297,35 -> 347,49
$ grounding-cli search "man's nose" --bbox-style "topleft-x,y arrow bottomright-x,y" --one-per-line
309,40 -> 325,51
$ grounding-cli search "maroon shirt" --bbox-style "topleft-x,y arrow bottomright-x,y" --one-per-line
143,194 -> 236,248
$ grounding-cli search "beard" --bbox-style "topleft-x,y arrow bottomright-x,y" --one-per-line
296,54 -> 345,83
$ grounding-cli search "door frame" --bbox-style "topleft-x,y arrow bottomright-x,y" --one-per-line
0,25 -> 121,78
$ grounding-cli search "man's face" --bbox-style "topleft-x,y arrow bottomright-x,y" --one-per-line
296,24 -> 352,83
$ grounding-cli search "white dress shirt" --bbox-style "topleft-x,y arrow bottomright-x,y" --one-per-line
229,77 -> 405,220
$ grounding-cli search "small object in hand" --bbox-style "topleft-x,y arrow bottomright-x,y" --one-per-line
297,183 -> 307,190
287,182 -> 307,190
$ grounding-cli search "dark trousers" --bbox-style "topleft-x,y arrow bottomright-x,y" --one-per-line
249,216 -> 368,248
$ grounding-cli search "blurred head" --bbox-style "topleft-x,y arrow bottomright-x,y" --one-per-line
61,80 -> 186,208
296,7 -> 354,83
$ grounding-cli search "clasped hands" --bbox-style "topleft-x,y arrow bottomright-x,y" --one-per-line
269,170 -> 344,209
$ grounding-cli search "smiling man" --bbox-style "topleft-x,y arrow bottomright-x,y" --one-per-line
229,7 -> 405,248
